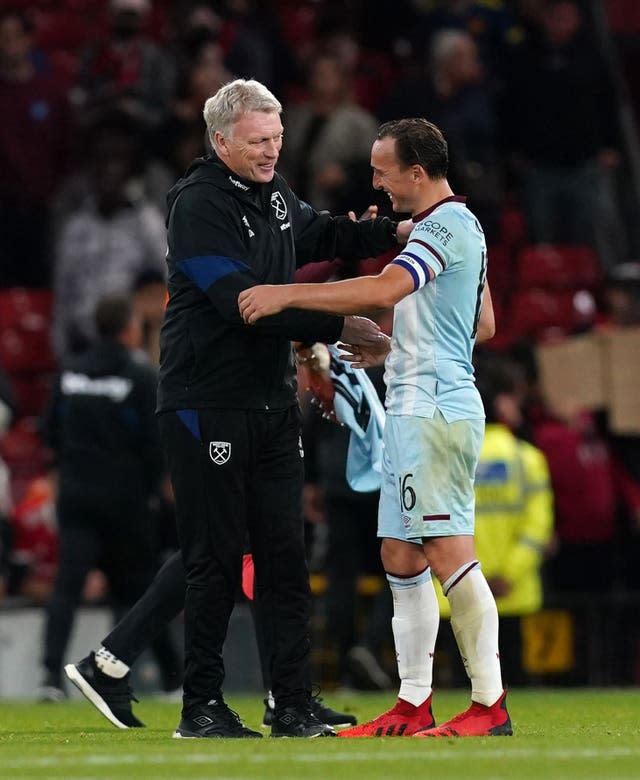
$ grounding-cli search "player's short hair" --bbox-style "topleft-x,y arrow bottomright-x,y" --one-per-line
203,79 -> 282,150
377,118 -> 449,180
95,294 -> 135,340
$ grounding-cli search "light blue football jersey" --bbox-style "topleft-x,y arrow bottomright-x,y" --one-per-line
384,196 -> 487,422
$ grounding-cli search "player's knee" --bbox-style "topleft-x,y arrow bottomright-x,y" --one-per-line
381,537 -> 427,577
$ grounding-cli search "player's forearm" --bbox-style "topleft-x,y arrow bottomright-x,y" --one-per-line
282,276 -> 393,315
476,282 -> 496,343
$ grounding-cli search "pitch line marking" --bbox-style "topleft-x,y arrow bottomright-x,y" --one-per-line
4,745 -> 640,770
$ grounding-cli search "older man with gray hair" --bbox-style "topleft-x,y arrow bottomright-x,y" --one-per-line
155,78 -> 410,739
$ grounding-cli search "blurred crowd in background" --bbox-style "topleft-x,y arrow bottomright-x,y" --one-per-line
1,0 -> 640,692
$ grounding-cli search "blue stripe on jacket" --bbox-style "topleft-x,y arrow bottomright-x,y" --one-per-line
177,255 -> 250,290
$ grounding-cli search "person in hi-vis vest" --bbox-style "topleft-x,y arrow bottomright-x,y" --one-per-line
436,353 -> 554,686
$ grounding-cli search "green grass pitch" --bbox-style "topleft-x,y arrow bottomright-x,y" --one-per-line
2,689 -> 639,779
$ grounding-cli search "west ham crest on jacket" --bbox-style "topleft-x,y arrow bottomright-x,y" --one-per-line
271,191 -> 287,220
209,441 -> 231,465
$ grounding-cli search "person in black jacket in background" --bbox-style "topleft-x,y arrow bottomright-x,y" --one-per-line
155,78 -> 409,740
39,294 -> 165,699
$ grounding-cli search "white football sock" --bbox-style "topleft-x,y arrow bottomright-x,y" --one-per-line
443,561 -> 503,706
94,645 -> 130,679
387,567 -> 439,706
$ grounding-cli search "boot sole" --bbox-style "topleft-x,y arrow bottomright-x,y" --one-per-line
271,732 -> 335,738
173,729 -> 262,739
488,717 -> 513,736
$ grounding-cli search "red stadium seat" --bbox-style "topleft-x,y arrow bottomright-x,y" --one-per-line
515,244 -> 602,292
480,295 -> 515,351
0,417 -> 52,505
507,288 -> 598,341
0,328 -> 55,373
0,289 -> 56,373
0,288 -> 53,327
10,373 -> 53,417
487,243 -> 515,302
0,416 -> 50,470
499,204 -> 528,251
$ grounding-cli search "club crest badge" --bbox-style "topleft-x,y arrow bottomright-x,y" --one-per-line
270,191 -> 287,220
209,441 -> 231,465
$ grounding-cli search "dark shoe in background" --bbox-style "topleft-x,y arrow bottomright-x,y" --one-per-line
271,703 -> 336,738
64,652 -> 144,728
262,690 -> 356,729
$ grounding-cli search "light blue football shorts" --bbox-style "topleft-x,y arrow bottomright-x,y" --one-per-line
377,409 -> 485,542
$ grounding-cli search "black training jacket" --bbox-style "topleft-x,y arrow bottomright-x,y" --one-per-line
157,154 -> 398,412
42,342 -> 163,500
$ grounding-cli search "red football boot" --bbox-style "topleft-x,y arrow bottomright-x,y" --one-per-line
414,691 -> 512,737
338,696 -> 434,738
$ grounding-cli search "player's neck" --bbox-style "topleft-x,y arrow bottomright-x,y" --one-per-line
412,181 -> 454,217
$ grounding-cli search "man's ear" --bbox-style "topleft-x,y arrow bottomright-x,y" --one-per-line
214,131 -> 228,158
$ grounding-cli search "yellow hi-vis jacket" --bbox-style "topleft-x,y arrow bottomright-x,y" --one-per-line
436,423 -> 554,617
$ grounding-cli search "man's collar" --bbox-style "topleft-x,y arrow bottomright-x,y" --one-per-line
412,195 -> 466,222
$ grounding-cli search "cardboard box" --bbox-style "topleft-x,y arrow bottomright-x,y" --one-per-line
606,327 -> 640,434
536,332 -> 607,412
536,328 -> 640,434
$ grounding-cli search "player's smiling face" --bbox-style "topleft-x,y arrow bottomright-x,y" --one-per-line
371,136 -> 419,215
216,110 -> 283,183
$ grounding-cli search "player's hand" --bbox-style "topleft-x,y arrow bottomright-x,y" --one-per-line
348,204 -> 379,222
340,315 -> 383,346
238,285 -> 287,323
337,336 -> 391,368
396,218 -> 413,245
295,342 -> 336,420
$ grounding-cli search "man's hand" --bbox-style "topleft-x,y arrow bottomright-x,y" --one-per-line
348,204 -> 378,222
238,285 -> 287,323
337,335 -> 391,368
340,315 -> 383,346
295,342 -> 335,420
396,218 -> 413,245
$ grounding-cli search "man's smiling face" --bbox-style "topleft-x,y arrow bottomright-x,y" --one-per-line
215,110 -> 284,183
370,136 -> 418,215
